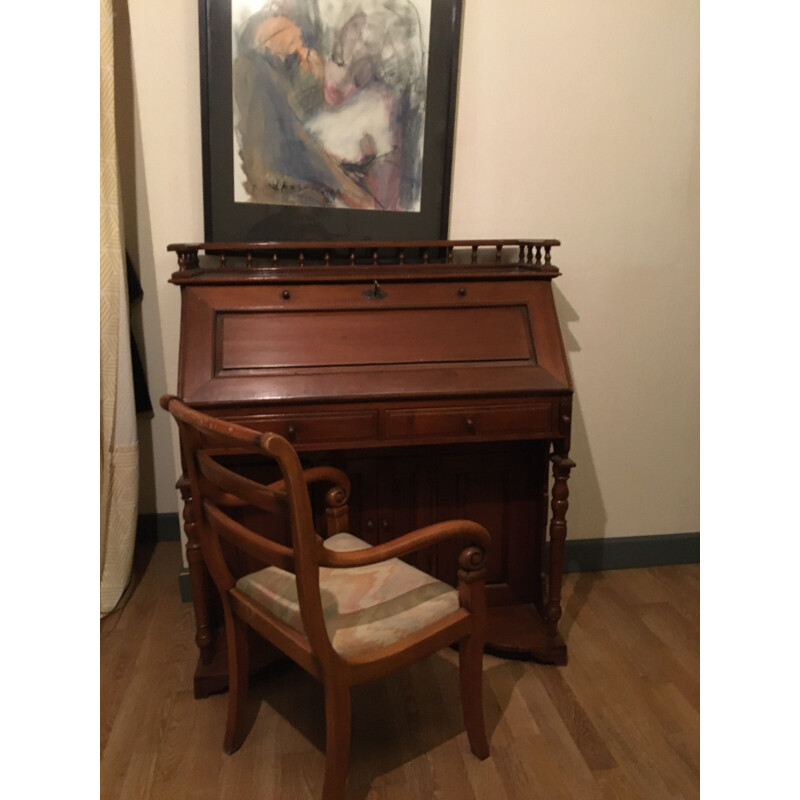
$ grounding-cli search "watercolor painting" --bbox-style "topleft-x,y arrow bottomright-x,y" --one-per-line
231,0 -> 431,212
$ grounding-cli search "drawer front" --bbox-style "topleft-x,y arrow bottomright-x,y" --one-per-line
383,402 -> 557,441
235,410 -> 378,446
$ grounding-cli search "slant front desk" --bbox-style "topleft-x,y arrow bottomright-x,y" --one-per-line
168,239 -> 576,697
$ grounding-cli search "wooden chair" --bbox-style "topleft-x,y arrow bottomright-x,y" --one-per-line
162,395 -> 491,800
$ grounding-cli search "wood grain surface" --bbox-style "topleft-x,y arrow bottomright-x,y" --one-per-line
101,542 -> 699,799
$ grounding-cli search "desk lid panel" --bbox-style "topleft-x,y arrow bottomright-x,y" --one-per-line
218,306 -> 533,372
176,258 -> 572,407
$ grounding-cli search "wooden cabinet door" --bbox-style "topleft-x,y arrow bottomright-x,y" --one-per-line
317,454 -> 381,545
432,443 -> 539,607
236,442 -> 544,612
327,452 -> 436,573
377,453 -> 436,574
328,444 -> 543,606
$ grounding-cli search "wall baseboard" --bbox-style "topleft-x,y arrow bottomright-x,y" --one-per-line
139,514 -> 699,600
558,531 -> 699,573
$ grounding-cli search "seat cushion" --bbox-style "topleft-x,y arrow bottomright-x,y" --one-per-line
235,533 -> 460,658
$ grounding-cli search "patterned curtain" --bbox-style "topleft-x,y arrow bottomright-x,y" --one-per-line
100,0 -> 139,615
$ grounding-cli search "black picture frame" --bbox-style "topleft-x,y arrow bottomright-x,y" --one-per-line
199,0 -> 463,243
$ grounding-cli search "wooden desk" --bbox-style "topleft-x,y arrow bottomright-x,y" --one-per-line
168,239 -> 575,697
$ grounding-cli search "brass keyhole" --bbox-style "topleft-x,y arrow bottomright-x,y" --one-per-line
362,280 -> 388,300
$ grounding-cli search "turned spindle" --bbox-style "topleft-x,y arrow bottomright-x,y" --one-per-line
178,478 -> 214,665
544,452 -> 576,638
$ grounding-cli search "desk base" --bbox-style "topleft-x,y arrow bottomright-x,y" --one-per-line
485,605 -> 567,665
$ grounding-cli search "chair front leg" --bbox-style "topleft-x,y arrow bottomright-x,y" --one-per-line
223,605 -> 250,754
458,547 -> 490,759
322,677 -> 352,800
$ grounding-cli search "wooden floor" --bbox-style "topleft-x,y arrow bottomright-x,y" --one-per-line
101,541 -> 699,799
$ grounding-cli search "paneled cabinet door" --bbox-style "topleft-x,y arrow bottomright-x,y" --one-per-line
218,444 -> 547,611
378,454 -> 437,574
432,442 -> 544,607
325,443 -> 545,607
322,453 -> 436,573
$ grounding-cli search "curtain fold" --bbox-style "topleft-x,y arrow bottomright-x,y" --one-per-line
101,0 -> 139,616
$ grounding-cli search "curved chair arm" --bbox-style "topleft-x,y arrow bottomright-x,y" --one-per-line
318,519 -> 490,569
265,466 -> 351,504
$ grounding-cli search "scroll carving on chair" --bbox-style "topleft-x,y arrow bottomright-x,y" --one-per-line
162,395 -> 492,800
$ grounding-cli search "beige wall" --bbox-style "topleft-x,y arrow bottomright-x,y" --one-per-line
119,0 -> 699,542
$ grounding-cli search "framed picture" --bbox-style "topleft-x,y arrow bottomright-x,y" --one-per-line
199,0 -> 463,242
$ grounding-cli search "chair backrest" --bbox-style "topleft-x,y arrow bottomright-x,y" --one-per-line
161,395 -> 337,661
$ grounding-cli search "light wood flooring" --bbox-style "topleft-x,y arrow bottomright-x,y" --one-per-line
101,541 -> 699,799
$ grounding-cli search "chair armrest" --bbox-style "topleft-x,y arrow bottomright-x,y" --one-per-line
318,519 -> 490,569
265,466 -> 351,503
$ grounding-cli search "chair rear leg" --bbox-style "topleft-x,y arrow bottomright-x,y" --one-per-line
459,633 -> 489,759
322,678 -> 351,800
223,609 -> 250,754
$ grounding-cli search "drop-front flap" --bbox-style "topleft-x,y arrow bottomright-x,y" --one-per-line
177,283 -> 570,407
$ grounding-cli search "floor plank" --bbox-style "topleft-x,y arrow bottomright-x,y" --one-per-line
101,542 -> 700,799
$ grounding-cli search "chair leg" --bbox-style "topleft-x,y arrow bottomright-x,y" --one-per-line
322,679 -> 351,800
223,610 -> 250,754
459,633 -> 490,759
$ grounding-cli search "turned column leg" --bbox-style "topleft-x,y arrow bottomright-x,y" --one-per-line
324,485 -> 351,538
178,477 -> 214,666
458,547 -> 490,759
545,451 -> 576,638
533,442 -> 551,614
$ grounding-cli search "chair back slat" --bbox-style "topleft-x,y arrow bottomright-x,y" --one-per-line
197,450 -> 289,517
203,500 -> 295,571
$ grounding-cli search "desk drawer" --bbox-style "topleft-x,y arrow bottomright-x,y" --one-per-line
236,410 -> 379,446
383,402 -> 557,441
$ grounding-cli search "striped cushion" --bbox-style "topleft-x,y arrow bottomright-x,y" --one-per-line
235,533 -> 460,658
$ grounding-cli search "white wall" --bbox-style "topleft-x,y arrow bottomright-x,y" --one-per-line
120,0 -> 699,542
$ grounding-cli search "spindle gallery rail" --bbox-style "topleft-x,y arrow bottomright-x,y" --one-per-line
167,239 -> 561,271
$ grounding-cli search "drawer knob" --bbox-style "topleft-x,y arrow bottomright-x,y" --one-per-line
457,287 -> 467,297
282,290 -> 291,300
465,417 -> 475,432
286,424 -> 297,442
366,520 -> 374,531
381,519 -> 390,530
